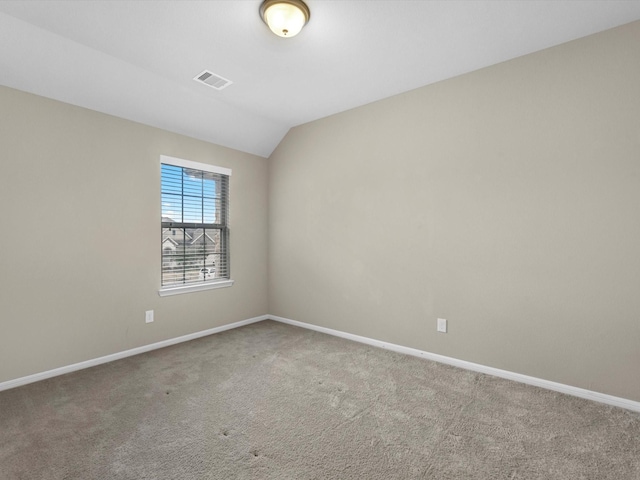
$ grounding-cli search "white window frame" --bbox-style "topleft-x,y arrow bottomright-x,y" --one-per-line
158,155 -> 233,297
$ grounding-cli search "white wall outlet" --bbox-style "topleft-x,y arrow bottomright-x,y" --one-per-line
145,310 -> 154,323
437,318 -> 447,333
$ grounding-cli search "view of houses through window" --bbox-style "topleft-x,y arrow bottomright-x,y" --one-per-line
161,159 -> 230,287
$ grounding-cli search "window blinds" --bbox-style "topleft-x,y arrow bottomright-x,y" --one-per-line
160,157 -> 230,287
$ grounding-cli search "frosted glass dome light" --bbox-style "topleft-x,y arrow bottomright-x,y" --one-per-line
260,0 -> 310,38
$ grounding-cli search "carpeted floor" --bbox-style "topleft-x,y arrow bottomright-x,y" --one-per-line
1,320 -> 639,479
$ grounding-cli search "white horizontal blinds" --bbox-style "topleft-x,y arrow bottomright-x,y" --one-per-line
161,158 -> 230,287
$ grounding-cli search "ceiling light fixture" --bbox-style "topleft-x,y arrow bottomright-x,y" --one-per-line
260,0 -> 310,38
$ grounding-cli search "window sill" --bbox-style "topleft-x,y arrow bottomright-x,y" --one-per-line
158,279 -> 234,297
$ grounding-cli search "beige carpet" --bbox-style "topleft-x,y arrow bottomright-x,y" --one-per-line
1,320 -> 639,479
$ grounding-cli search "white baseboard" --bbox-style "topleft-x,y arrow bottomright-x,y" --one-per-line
0,314 -> 269,393
3,313 -> 639,414
268,315 -> 640,413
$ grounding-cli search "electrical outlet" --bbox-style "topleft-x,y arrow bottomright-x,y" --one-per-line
437,318 -> 447,333
145,310 -> 154,323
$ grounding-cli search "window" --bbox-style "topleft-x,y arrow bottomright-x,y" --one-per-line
159,155 -> 232,296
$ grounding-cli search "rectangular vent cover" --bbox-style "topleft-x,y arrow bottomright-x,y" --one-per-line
194,70 -> 232,90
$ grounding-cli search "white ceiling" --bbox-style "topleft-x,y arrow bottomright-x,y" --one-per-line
1,1 -> 640,158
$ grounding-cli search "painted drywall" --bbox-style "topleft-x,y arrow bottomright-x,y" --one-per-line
0,86 -> 268,383
268,21 -> 640,401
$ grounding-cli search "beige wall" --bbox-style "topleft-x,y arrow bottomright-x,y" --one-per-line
268,22 -> 640,401
0,86 -> 268,383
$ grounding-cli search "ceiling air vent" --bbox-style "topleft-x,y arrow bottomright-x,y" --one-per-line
194,70 -> 232,91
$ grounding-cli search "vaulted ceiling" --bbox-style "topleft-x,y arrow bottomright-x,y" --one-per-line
1,1 -> 640,157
